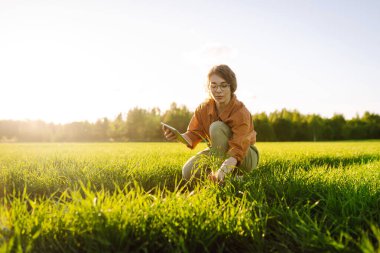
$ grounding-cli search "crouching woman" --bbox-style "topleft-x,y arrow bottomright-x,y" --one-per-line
163,64 -> 259,183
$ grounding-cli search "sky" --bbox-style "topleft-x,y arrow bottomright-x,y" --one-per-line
1,0 -> 379,124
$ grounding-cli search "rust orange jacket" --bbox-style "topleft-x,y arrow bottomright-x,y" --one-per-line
185,95 -> 257,163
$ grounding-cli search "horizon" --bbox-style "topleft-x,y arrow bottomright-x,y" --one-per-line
1,0 -> 379,124
0,103 -> 377,125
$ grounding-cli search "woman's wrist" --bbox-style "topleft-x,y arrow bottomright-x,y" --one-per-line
220,157 -> 237,173
181,133 -> 192,146
216,157 -> 237,181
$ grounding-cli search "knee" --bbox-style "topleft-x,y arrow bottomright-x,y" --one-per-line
182,158 -> 194,180
209,121 -> 230,137
182,168 -> 191,181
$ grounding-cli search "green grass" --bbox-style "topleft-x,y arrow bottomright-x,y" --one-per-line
0,142 -> 379,252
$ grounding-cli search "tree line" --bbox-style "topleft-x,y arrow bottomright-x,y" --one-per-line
1,103 -> 379,142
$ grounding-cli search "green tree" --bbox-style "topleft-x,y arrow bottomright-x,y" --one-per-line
126,108 -> 162,141
62,121 -> 93,141
306,114 -> 324,141
161,103 -> 192,133
362,111 -> 380,139
269,109 -> 296,141
93,117 -> 110,141
345,116 -> 366,140
252,112 -> 276,141
329,114 -> 346,140
109,113 -> 126,141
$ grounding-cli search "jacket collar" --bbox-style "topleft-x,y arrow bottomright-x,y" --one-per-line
207,94 -> 237,119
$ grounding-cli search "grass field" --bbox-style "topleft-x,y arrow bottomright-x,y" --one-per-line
0,142 -> 379,252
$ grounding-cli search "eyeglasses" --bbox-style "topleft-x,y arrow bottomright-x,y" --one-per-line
209,82 -> 230,91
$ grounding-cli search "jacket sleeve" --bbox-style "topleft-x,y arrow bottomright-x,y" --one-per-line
227,109 -> 254,163
184,108 -> 206,149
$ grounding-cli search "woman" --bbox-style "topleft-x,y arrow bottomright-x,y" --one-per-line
163,64 -> 259,183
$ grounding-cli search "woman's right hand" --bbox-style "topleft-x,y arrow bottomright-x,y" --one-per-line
162,125 -> 177,141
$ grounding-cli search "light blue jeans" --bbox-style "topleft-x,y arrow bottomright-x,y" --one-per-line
182,121 -> 259,180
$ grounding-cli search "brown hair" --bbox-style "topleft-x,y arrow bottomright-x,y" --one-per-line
207,64 -> 237,94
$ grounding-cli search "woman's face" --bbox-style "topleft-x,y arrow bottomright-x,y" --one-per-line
209,74 -> 232,107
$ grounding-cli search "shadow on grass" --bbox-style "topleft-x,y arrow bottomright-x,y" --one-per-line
260,153 -> 380,172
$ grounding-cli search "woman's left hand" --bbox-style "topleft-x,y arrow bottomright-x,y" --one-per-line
208,170 -> 225,183
208,157 -> 237,183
